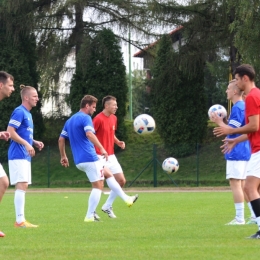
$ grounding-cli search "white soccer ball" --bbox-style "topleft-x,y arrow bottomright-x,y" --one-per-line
162,157 -> 179,174
208,104 -> 227,121
133,114 -> 156,135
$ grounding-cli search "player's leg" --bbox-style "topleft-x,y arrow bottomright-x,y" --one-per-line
243,180 -> 257,224
244,151 -> 260,238
0,164 -> 9,237
77,161 -> 104,222
102,155 -> 129,217
103,167 -> 138,208
225,160 -> 247,225
228,178 -> 245,224
9,160 -> 37,228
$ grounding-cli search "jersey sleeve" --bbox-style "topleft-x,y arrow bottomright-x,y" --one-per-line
60,121 -> 69,139
228,106 -> 243,128
8,108 -> 23,129
246,94 -> 260,117
83,115 -> 95,133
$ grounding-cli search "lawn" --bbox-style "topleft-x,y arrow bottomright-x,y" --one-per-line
0,190 -> 259,260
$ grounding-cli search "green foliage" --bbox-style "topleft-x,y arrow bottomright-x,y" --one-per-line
150,34 -> 208,157
67,28 -> 128,141
0,26 -> 44,162
127,70 -> 149,119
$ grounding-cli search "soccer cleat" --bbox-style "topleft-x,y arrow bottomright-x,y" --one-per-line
102,206 -> 117,218
0,231 -> 5,237
125,194 -> 139,207
246,217 -> 257,225
84,216 -> 99,222
94,211 -> 100,220
14,220 -> 38,228
247,230 -> 260,239
225,218 -> 245,225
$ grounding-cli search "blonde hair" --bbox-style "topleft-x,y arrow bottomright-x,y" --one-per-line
20,84 -> 36,99
228,79 -> 242,96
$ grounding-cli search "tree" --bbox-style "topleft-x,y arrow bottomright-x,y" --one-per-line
150,34 -> 207,157
67,28 -> 128,141
0,26 -> 44,161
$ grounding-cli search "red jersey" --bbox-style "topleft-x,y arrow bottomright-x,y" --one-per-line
93,112 -> 117,155
245,87 -> 260,153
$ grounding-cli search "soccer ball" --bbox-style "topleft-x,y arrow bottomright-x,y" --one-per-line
162,157 -> 179,174
133,114 -> 156,134
208,104 -> 227,121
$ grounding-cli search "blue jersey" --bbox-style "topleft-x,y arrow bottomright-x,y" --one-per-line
8,105 -> 34,162
60,111 -> 99,165
225,101 -> 250,161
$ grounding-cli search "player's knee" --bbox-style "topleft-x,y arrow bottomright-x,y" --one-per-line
0,176 -> 9,191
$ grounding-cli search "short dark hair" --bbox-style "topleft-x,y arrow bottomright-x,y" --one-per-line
0,71 -> 14,84
234,64 -> 255,81
102,95 -> 116,108
80,95 -> 98,108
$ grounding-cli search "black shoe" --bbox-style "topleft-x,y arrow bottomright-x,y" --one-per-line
247,230 -> 260,239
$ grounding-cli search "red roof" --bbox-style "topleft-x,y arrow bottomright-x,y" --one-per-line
133,26 -> 183,57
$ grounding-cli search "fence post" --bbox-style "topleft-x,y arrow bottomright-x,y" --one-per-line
196,142 -> 199,187
47,146 -> 50,188
153,144 -> 157,187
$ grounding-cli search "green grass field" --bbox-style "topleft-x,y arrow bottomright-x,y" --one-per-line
1,190 -> 260,260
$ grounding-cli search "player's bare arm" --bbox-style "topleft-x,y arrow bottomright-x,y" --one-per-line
33,140 -> 44,151
86,131 -> 108,160
7,126 -> 35,157
58,136 -> 69,167
114,135 -> 125,149
214,114 -> 259,137
220,134 -> 248,154
0,131 -> 10,141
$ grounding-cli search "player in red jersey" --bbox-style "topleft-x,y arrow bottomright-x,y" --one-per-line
214,64 -> 260,239
93,95 -> 138,218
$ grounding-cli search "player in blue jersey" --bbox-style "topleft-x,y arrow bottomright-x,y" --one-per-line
211,79 -> 254,225
7,85 -> 44,228
0,71 -> 15,237
58,95 -> 138,222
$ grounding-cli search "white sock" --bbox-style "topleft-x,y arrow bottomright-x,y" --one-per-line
103,190 -> 118,208
235,202 -> 244,222
86,188 -> 102,219
247,202 -> 256,218
105,177 -> 129,202
15,189 -> 25,223
256,216 -> 260,231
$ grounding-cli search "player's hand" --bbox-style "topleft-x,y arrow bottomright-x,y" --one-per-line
118,141 -> 125,149
34,140 -> 44,151
210,111 -> 223,125
213,125 -> 230,137
0,131 -> 11,141
220,138 -> 236,154
60,157 -> 69,167
25,143 -> 35,157
100,148 -> 108,161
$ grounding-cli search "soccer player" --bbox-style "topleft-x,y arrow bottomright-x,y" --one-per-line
7,85 -> 44,228
0,71 -> 15,237
93,95 -> 135,218
214,64 -> 260,238
211,79 -> 254,225
58,95 -> 138,222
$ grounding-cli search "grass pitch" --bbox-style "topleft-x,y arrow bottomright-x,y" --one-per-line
0,190 -> 259,260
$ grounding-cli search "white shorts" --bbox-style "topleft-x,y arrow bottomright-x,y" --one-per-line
76,160 -> 105,183
9,160 -> 31,185
226,160 -> 248,180
0,164 -> 7,178
246,150 -> 260,178
97,154 -> 123,175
